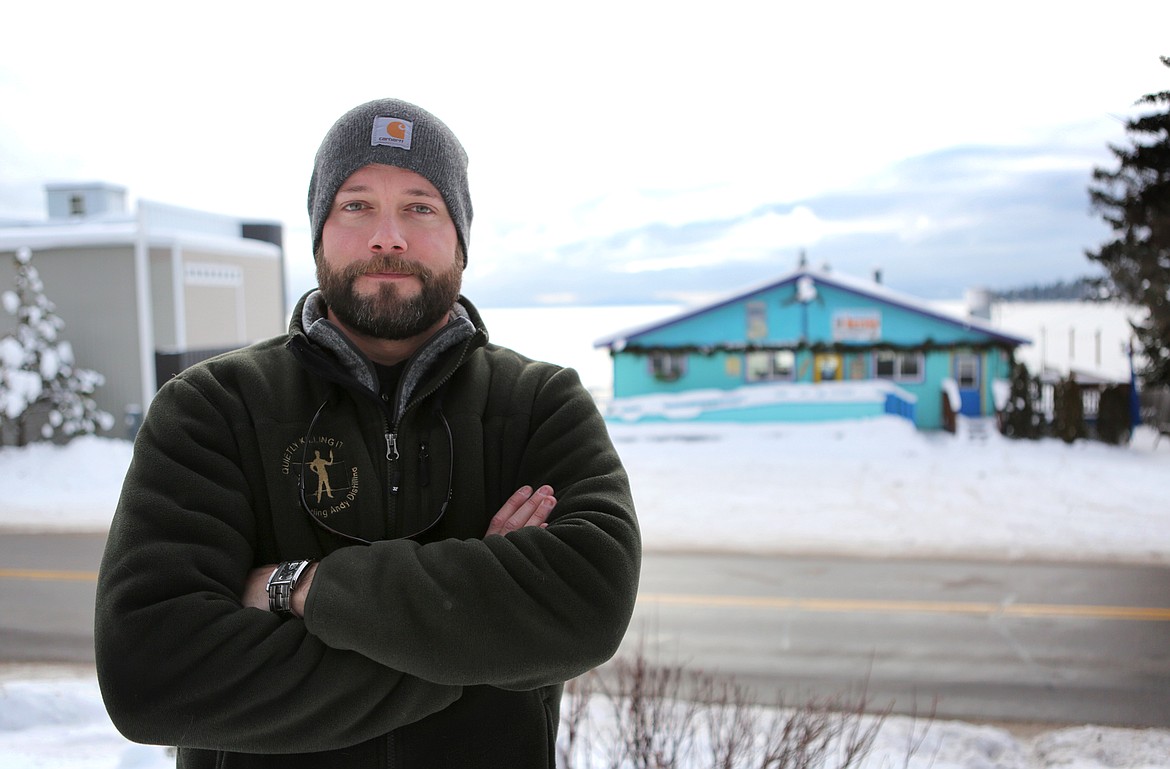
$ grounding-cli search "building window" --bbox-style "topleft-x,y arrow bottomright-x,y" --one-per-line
185,262 -> 244,287
69,194 -> 85,216
874,350 -> 924,382
848,355 -> 867,380
955,354 -> 979,388
815,353 -> 842,382
649,350 -> 686,382
746,301 -> 767,340
745,350 -> 795,382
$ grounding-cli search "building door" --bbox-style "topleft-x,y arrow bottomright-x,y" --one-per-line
954,353 -> 981,416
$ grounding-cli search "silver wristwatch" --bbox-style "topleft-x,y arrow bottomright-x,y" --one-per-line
266,560 -> 312,616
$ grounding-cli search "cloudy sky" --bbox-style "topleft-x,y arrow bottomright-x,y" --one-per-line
2,1 -> 1167,307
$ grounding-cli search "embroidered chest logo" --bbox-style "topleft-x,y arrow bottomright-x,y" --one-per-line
281,434 -> 361,518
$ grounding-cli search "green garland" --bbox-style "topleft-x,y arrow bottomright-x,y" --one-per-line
614,339 -> 1015,357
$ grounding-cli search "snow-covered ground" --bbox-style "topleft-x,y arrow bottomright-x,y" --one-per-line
1,417 -> 1168,767
3,661 -> 1169,769
5,418 -> 1167,562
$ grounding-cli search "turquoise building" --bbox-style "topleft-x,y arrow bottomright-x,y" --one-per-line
594,267 -> 1029,431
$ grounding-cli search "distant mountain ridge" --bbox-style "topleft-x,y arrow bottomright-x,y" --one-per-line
989,275 -> 1111,302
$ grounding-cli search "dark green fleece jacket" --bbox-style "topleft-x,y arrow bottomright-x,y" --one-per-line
94,292 -> 641,768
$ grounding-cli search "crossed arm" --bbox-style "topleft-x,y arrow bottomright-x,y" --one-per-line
241,484 -> 557,615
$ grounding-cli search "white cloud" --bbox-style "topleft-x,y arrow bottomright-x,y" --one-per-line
617,206 -> 913,273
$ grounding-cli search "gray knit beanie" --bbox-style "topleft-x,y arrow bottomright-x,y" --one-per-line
308,98 -> 471,263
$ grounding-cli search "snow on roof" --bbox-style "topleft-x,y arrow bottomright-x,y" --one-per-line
2,185 -> 281,259
0,219 -> 140,250
0,218 -> 280,260
594,266 -> 1030,349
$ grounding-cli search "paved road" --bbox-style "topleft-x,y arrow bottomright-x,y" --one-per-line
2,533 -> 1168,727
0,532 -> 106,664
625,551 -> 1170,728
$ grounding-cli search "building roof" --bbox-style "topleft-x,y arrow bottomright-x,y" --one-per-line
0,218 -> 281,259
0,192 -> 282,260
594,266 -> 1030,349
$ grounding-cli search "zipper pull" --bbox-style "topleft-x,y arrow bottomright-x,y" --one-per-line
386,432 -> 400,494
418,442 -> 430,487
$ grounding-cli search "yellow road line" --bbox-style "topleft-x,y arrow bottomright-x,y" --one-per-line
5,571 -> 1167,623
637,593 -> 1170,622
0,568 -> 98,582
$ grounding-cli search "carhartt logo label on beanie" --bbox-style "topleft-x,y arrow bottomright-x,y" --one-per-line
371,116 -> 413,150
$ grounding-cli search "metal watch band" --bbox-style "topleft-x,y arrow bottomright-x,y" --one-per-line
266,560 -> 311,616
268,582 -> 293,614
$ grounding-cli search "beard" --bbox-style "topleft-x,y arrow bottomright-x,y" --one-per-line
316,250 -> 463,341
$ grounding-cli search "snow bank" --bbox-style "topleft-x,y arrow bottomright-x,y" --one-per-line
1,668 -> 1168,769
3,420 -> 1168,564
609,418 -> 1170,563
0,436 -> 131,531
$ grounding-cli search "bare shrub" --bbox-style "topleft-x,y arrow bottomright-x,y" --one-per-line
559,647 -> 926,769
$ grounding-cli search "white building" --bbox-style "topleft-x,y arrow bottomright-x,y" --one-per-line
938,292 -> 1142,384
989,300 -> 1142,385
0,182 -> 286,436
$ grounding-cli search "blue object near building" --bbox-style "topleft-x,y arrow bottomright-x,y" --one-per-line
594,267 -> 1029,431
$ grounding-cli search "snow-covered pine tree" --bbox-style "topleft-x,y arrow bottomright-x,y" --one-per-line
0,247 -> 114,446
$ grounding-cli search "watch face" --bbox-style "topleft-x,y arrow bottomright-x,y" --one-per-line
272,561 -> 307,583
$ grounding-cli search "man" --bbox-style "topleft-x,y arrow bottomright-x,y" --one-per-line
95,98 -> 641,768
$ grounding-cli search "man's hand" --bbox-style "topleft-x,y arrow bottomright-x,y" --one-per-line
485,484 -> 556,537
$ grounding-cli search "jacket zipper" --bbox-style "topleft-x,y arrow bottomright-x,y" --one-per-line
380,334 -> 476,538
385,426 -> 400,492
406,340 -> 473,412
384,418 -> 400,537
387,336 -> 472,493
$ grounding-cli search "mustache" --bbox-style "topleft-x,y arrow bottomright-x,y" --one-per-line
345,256 -> 430,282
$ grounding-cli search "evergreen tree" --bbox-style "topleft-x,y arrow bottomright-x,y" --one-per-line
0,247 -> 113,446
1095,383 -> 1133,445
1052,374 -> 1086,444
1087,56 -> 1170,387
1000,361 -> 1043,439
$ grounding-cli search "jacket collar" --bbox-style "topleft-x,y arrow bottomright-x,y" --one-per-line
288,289 -> 486,415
